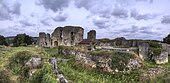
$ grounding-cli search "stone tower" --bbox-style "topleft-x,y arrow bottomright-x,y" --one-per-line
38,32 -> 51,47
87,30 -> 96,41
46,33 -> 51,47
51,26 -> 84,46
38,32 -> 46,47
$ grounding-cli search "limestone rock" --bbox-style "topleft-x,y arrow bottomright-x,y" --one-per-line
26,57 -> 42,69
154,51 -> 168,64
126,59 -> 143,71
140,67 -> 166,82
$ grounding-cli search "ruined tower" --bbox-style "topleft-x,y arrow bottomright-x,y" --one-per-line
51,26 -> 84,46
38,32 -> 46,47
46,33 -> 51,47
87,30 -> 96,41
38,32 -> 51,47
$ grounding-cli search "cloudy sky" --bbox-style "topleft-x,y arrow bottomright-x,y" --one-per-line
0,0 -> 170,40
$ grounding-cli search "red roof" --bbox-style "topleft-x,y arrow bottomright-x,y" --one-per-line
79,39 -> 92,44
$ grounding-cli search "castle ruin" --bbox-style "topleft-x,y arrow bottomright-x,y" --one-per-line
38,26 -> 85,47
38,32 -> 51,47
87,30 -> 96,41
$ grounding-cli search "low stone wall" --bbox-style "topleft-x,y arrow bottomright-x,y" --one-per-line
58,46 -> 143,73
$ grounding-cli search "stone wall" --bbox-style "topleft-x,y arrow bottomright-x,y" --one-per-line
58,46 -> 143,73
52,26 -> 84,46
38,32 -> 51,47
96,38 -> 138,48
87,30 -> 96,41
138,42 -> 149,60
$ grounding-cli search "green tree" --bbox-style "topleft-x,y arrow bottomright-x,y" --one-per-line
163,34 -> 170,44
0,35 -> 7,45
13,34 -> 33,47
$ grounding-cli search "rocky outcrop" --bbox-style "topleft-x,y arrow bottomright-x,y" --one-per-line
26,57 -> 42,69
161,43 -> 170,55
59,47 -> 143,73
154,51 -> 168,64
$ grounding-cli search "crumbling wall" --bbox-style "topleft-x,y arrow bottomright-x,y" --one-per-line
138,42 -> 149,60
58,46 -> 143,73
38,32 -> 51,47
97,38 -> 138,48
87,30 -> 96,41
38,32 -> 46,47
52,26 -> 84,46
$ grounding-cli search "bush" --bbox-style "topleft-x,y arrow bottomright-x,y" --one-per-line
149,48 -> 163,56
148,41 -> 161,48
8,51 -> 32,75
111,52 -> 135,71
13,34 -> 33,47
0,35 -> 7,45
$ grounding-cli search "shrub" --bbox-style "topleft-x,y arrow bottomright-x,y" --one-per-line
111,52 -> 135,71
8,51 -> 32,74
149,48 -> 163,56
148,41 -> 161,48
30,63 -> 57,83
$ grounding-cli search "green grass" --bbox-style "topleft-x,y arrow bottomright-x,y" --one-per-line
0,46 -> 169,83
58,60 -> 141,83
0,46 -> 49,83
30,63 -> 58,83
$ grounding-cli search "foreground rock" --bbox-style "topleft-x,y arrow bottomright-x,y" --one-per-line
154,51 -> 168,64
140,67 -> 166,82
49,58 -> 68,83
25,56 -> 42,69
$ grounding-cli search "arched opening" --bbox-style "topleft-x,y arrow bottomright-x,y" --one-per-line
54,41 -> 58,47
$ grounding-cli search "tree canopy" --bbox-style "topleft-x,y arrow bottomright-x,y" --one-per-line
13,34 -> 33,47
0,35 -> 7,45
163,34 -> 170,44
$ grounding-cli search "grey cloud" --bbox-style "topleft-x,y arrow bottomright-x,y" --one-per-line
20,20 -> 36,27
10,2 -> 21,15
75,0 -> 102,10
0,0 -> 21,20
52,12 -> 68,22
121,25 -> 139,33
161,15 -> 170,24
135,0 -> 153,3
37,0 -> 71,12
112,7 -> 128,18
40,18 -> 51,26
120,25 -> 156,35
40,19 -> 51,26
139,26 -> 155,34
93,17 -> 110,29
130,9 -> 156,20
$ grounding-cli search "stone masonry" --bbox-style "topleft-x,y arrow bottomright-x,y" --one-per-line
51,26 -> 84,46
87,30 -> 96,41
38,32 -> 51,47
